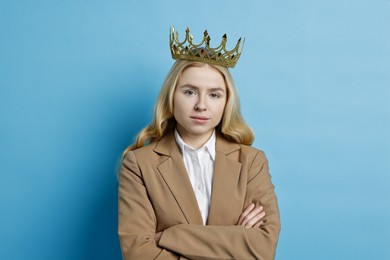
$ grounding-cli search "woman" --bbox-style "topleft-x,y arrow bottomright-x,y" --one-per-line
118,27 -> 280,260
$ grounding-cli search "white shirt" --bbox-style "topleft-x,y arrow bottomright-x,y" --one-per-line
174,129 -> 216,224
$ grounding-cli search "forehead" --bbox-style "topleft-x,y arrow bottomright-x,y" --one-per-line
177,65 -> 226,90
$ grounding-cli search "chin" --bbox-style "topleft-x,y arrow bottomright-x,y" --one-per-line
190,128 -> 214,136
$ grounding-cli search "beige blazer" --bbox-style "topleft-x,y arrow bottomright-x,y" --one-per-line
118,132 -> 280,260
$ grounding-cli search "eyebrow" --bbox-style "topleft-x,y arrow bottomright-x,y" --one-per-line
178,84 -> 225,92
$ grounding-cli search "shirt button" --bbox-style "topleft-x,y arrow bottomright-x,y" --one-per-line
197,184 -> 202,190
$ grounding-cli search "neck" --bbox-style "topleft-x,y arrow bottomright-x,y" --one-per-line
176,128 -> 214,149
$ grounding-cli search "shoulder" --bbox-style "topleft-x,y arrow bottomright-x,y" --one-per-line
217,134 -> 265,158
239,144 -> 267,159
239,143 -> 264,155
238,143 -> 268,167
125,133 -> 175,164
131,141 -> 158,158
121,142 -> 160,176
217,135 -> 267,165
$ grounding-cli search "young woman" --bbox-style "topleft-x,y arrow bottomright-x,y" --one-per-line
118,28 -> 280,260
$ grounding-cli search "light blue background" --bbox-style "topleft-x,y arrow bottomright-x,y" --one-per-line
1,0 -> 389,259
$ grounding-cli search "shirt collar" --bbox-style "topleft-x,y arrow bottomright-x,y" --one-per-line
174,129 -> 216,161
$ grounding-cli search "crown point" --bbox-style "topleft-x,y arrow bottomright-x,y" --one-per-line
171,26 -> 175,34
204,30 -> 208,36
206,35 -> 211,46
186,27 -> 190,34
223,33 -> 227,39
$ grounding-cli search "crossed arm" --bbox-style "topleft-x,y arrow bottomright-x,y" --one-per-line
118,150 -> 280,259
155,203 -> 265,243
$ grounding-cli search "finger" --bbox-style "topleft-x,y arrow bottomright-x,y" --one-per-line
242,207 -> 264,227
245,212 -> 265,229
241,206 -> 262,226
237,203 -> 254,225
253,221 -> 264,228
241,206 -> 264,226
237,203 -> 255,225
244,211 -> 265,228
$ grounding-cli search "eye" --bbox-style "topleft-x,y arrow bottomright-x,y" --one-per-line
209,92 -> 221,99
184,90 -> 196,96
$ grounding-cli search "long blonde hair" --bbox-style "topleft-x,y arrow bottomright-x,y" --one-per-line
122,60 -> 254,157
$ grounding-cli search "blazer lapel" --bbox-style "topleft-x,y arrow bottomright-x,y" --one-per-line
154,133 -> 204,225
207,135 -> 242,225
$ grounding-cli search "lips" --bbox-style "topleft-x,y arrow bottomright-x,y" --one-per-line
190,116 -> 209,124
190,116 -> 209,120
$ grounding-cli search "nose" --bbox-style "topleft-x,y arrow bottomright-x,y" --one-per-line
194,95 -> 206,112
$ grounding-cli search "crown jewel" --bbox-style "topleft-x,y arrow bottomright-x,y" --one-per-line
170,26 -> 244,68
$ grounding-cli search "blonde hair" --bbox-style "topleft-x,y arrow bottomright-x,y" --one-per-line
122,60 -> 254,157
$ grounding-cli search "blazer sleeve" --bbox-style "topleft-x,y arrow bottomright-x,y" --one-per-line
158,150 -> 281,260
118,151 -> 187,260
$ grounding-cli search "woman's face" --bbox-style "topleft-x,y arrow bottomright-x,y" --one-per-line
173,64 -> 227,145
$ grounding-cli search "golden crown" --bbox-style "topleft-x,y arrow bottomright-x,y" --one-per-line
170,26 -> 244,68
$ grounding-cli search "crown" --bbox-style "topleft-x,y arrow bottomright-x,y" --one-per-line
170,26 -> 244,68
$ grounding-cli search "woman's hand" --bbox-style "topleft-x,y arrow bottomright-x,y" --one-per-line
237,203 -> 265,228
